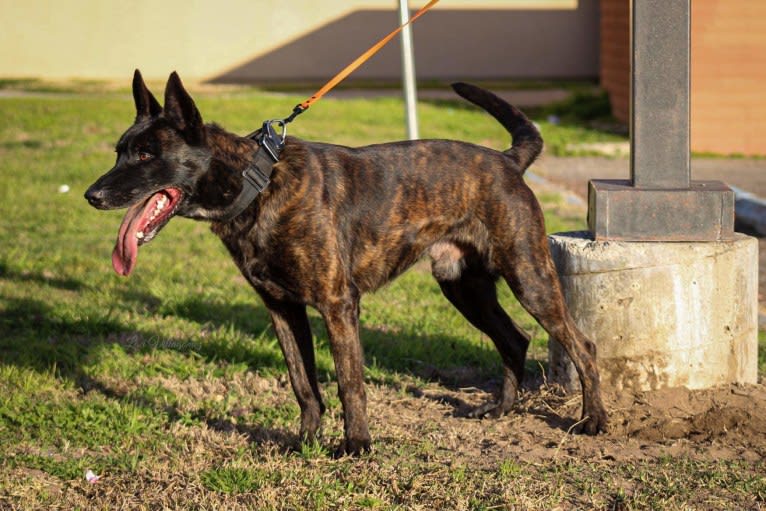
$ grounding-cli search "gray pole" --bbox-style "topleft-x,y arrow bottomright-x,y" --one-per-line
587,0 -> 734,241
398,0 -> 419,140
630,0 -> 690,188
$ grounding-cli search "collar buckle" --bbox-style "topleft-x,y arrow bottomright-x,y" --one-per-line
242,119 -> 286,193
242,162 -> 270,194
219,119 -> 287,222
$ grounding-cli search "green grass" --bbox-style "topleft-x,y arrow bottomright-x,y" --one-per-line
760,330 -> 766,374
201,465 -> 275,494
0,85 -> 762,509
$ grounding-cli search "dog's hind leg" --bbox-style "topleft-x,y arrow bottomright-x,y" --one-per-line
267,300 -> 325,443
431,246 -> 529,418
494,218 -> 608,434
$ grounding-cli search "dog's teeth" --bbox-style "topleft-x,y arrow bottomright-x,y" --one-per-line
151,197 -> 167,220
136,231 -> 144,239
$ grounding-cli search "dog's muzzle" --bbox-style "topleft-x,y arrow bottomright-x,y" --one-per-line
84,186 -> 109,209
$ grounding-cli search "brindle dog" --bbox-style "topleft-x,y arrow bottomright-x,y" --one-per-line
85,71 -> 607,455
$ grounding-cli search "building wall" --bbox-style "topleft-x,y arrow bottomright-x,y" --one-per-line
211,2 -> 599,83
600,0 -> 766,156
692,1 -> 766,156
0,0 -> 589,82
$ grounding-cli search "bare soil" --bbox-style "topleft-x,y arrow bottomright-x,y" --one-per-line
367,376 -> 766,468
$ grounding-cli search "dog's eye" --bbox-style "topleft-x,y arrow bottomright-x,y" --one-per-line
137,151 -> 153,162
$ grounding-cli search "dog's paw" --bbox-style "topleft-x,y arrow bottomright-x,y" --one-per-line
334,436 -> 372,458
299,409 -> 323,442
574,407 -> 609,435
467,398 -> 515,419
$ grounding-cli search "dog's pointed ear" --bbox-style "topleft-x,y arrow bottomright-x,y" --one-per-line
132,69 -> 162,119
163,71 -> 205,144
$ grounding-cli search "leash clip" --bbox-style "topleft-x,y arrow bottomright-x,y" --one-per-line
225,116 -> 289,221
258,120 -> 286,162
283,104 -> 307,125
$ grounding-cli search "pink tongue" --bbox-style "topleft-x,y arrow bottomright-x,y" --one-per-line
111,194 -> 161,276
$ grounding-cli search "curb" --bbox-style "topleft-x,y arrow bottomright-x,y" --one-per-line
526,171 -> 587,208
730,186 -> 766,237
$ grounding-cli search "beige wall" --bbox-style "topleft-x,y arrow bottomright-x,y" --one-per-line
212,1 -> 598,84
0,0 -> 580,81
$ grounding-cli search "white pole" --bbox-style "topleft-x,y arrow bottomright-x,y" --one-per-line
398,0 -> 419,140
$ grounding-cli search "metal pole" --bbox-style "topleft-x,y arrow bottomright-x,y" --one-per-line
398,0 -> 419,140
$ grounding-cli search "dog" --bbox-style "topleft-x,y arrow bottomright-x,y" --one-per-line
85,70 -> 607,455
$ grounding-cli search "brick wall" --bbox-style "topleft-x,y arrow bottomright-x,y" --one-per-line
599,0 -> 630,123
600,0 -> 766,156
692,1 -> 766,156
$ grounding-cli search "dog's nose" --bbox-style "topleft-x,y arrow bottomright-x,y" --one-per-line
84,186 -> 107,208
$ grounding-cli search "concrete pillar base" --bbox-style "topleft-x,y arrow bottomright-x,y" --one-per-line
547,232 -> 758,392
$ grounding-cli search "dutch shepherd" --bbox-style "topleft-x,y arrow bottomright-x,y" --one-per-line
85,71 -> 607,455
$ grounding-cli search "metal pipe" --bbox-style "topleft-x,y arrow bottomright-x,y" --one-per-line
398,0 -> 419,140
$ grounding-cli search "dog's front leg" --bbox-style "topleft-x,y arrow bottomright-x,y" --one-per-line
266,300 -> 325,443
319,296 -> 371,456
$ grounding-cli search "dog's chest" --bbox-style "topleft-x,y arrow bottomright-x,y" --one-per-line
212,219 -> 318,304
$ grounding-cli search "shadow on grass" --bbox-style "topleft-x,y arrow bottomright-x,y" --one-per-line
0,294 -> 298,450
0,297 -> 122,376
0,271 -> 546,390
0,261 -> 86,292
0,269 -> 567,449
165,295 -> 541,391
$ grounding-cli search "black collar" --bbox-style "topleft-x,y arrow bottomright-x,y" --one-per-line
217,121 -> 285,222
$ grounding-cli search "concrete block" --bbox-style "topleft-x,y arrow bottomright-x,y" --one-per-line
547,232 -> 758,392
588,179 -> 735,241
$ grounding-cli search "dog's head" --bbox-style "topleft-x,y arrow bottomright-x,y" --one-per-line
85,70 -> 241,276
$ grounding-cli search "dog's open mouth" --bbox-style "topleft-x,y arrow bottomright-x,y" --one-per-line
112,188 -> 183,276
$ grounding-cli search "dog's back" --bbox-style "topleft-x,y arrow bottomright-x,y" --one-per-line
255,85 -> 546,294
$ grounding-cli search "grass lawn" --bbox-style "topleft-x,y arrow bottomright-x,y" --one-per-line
0,84 -> 763,509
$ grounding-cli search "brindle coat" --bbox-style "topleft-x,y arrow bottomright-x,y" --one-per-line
86,71 -> 607,455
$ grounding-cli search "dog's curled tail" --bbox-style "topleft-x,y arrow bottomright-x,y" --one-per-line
451,82 -> 543,173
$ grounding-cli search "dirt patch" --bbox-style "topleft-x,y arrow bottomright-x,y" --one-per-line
85,367 -> 766,465
367,377 -> 766,466
100,366 -> 766,465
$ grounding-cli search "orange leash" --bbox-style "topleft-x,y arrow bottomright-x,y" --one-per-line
282,0 -> 440,124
